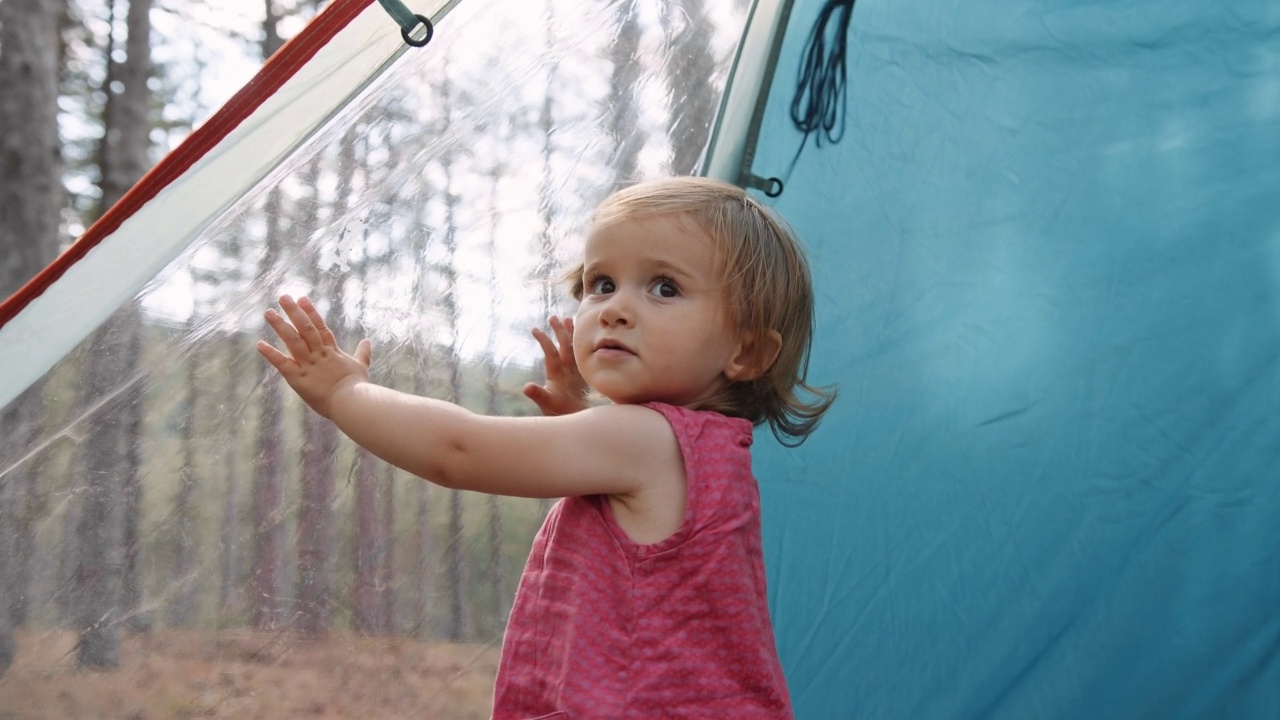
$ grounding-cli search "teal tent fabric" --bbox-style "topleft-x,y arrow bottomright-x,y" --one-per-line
744,2 -> 1280,717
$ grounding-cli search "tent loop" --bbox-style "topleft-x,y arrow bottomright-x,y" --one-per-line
376,0 -> 435,47
401,15 -> 434,47
743,173 -> 784,198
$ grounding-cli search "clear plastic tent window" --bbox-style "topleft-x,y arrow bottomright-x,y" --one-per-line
0,0 -> 747,715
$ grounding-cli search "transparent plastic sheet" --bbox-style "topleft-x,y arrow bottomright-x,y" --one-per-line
0,0 -> 747,716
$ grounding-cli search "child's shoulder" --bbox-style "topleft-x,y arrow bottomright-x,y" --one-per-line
569,402 -> 752,457
641,402 -> 754,448
570,402 -> 678,447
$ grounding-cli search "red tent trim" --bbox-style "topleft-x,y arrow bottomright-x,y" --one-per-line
0,0 -> 372,329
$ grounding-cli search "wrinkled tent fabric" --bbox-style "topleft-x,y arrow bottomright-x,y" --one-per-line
2,0 -> 1279,717
715,0 -> 1280,717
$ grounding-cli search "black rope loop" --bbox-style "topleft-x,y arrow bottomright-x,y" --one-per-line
790,0 -> 856,149
401,14 -> 434,48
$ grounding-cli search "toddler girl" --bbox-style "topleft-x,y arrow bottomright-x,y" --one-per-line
258,176 -> 835,719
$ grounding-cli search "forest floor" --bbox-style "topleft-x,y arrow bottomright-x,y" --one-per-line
0,628 -> 499,719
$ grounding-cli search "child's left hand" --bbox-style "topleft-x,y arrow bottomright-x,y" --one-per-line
257,294 -> 371,419
523,315 -> 590,416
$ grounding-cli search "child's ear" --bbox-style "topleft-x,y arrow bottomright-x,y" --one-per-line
725,330 -> 783,382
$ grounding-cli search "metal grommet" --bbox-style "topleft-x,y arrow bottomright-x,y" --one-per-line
764,177 -> 784,198
402,14 -> 434,47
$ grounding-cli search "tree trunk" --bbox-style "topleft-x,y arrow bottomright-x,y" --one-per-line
353,449 -> 379,633
662,0 -> 717,174
533,3 -> 561,520
71,0 -> 156,666
262,0 -> 285,59
218,335 -> 243,619
0,0 -> 63,299
412,372 -> 432,638
406,196 -> 433,639
606,0 -> 645,187
0,390 -> 44,676
98,0 -> 154,210
376,461 -> 398,634
414,484 -> 432,638
0,0 -> 64,675
297,132 -> 357,635
482,166 -> 506,632
248,0 -> 302,616
295,411 -> 336,634
119,315 -> 147,632
74,322 -> 132,668
169,320 -> 200,627
437,82 -> 469,640
250,189 -> 288,629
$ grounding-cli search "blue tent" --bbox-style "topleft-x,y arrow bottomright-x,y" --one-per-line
721,1 -> 1280,716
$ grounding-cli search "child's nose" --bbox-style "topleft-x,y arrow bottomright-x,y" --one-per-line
599,293 -> 633,327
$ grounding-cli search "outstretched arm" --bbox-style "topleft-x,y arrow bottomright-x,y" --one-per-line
257,296 -> 680,502
523,315 -> 591,416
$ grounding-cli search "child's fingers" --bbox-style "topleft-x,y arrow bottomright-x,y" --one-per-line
265,308 -> 310,361
353,338 -> 372,367
298,296 -> 338,348
531,327 -> 561,372
552,317 -> 574,365
523,383 -> 550,409
279,295 -> 326,353
256,339 -> 292,371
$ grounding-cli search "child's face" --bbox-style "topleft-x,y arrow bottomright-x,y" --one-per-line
573,213 -> 749,408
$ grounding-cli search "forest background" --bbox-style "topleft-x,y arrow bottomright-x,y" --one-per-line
0,0 -> 745,715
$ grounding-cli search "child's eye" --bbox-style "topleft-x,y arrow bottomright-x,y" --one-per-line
649,278 -> 679,298
588,276 -> 616,295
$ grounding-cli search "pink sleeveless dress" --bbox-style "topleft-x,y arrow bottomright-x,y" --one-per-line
491,402 -> 793,720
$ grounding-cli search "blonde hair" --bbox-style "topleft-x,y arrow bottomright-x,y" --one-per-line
567,176 -> 835,445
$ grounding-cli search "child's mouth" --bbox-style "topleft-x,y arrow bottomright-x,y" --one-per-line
595,339 -> 635,356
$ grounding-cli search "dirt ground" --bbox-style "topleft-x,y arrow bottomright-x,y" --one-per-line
0,628 -> 499,719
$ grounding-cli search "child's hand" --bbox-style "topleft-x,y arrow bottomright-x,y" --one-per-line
257,294 -> 371,419
523,315 -> 590,416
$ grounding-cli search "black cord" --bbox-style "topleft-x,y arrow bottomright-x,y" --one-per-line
787,0 -> 856,171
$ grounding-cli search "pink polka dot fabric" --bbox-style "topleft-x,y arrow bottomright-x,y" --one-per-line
491,403 -> 793,720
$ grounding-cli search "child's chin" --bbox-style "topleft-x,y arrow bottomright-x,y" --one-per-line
592,387 -> 645,406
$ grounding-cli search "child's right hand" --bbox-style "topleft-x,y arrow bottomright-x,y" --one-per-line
523,315 -> 591,416
257,294 -> 371,419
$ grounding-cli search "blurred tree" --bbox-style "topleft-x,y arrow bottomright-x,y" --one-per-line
73,0 -> 155,668
0,0 -> 65,677
217,332 -> 250,622
353,451 -> 381,633
532,2 -> 563,520
483,148 -> 510,635
605,0 -> 644,188
0,0 -> 63,299
250,196 -> 289,630
408,190 -> 434,640
168,316 -> 200,627
437,65 -> 470,642
296,151 -> 340,636
350,154 -> 381,632
662,0 -> 717,173
376,461 -> 398,633
248,0 -> 290,631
